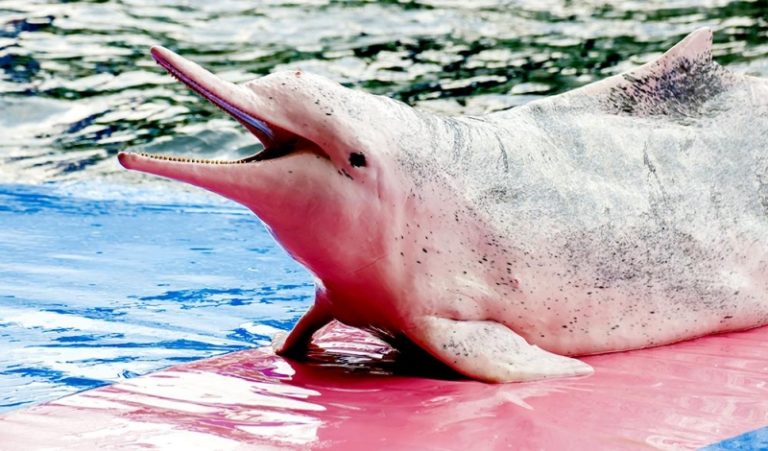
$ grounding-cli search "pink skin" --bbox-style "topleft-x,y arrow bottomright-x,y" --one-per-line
114,45 -> 637,383
119,29 -> 765,383
118,46 -> 418,351
117,48 -> 547,381
118,47 -> 594,383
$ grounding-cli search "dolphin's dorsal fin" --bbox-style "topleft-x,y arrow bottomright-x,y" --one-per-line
658,26 -> 714,66
571,28 -> 734,117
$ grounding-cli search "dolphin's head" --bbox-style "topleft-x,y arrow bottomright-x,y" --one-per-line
119,46 -> 419,284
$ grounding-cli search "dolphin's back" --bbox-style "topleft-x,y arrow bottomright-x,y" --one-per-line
421,28 -> 768,352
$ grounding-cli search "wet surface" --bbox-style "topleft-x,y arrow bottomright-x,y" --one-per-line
1,323 -> 767,450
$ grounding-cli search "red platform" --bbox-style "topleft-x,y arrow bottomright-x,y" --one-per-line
1,323 -> 766,450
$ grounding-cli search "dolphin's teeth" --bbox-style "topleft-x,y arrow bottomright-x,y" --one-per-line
135,151 -> 261,165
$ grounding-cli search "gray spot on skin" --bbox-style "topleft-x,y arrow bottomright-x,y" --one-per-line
386,30 -> 768,355
605,55 -> 733,119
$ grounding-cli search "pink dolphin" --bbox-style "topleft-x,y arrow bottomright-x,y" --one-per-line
119,28 -> 768,382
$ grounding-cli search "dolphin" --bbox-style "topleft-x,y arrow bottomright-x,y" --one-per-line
118,28 -> 768,382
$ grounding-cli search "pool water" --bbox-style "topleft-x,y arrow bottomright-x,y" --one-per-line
1,0 -> 767,412
0,184 -> 313,410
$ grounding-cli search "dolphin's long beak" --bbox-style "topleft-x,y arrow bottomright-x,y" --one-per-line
118,45 -> 301,170
117,46 -> 327,207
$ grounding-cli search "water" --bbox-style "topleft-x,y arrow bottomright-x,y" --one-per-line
2,0 -> 767,184
0,185 -> 314,411
0,0 -> 766,411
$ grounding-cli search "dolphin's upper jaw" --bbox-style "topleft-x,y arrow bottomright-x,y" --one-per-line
151,47 -> 275,149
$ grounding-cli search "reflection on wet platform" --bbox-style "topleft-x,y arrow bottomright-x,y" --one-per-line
1,322 -> 766,449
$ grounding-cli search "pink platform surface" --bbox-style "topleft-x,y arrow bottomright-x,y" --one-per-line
1,323 -> 766,450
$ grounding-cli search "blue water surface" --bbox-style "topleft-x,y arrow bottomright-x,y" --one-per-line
0,184 -> 312,412
703,427 -> 768,450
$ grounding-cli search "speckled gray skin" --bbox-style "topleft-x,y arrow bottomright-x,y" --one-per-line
120,29 -> 768,382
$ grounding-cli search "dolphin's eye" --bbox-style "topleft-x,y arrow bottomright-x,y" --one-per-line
349,152 -> 366,168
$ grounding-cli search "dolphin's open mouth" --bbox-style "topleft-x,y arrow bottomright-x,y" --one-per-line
131,46 -> 310,165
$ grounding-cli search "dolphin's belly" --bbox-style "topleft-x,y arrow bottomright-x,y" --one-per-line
507,228 -> 768,355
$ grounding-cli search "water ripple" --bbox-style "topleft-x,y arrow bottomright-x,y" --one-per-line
0,185 -> 313,411
0,0 -> 766,183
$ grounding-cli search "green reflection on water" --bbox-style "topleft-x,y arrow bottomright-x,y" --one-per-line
0,0 -> 765,182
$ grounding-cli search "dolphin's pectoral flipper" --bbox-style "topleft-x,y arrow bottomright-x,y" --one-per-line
272,302 -> 333,356
409,316 -> 593,383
